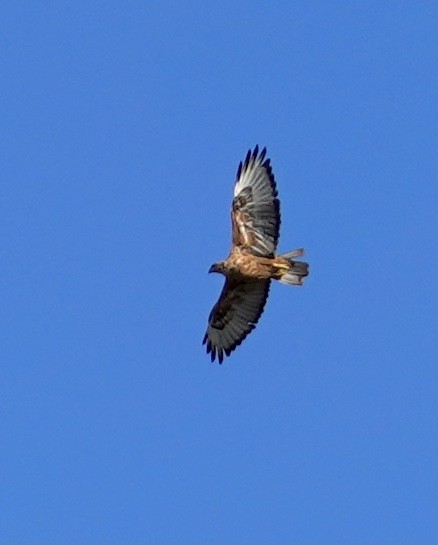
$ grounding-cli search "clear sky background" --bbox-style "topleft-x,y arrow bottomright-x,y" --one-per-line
1,2 -> 437,543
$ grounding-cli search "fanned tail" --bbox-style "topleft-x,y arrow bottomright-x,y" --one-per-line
277,248 -> 309,286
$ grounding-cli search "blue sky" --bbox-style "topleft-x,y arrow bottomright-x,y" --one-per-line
1,2 -> 437,543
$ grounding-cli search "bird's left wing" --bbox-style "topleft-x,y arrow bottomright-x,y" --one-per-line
231,146 -> 280,257
203,278 -> 270,363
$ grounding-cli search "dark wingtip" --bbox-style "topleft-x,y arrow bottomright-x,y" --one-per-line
240,145 -> 269,177
236,160 -> 242,180
204,340 -> 226,364
244,148 -> 251,168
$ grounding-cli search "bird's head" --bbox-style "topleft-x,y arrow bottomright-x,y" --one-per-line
208,261 -> 225,275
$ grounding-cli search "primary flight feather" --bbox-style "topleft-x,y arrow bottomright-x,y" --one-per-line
203,146 -> 309,364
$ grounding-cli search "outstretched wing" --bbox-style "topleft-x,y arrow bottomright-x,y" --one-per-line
203,278 -> 270,364
232,146 -> 280,257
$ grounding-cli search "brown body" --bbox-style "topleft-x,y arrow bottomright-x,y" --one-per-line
222,249 -> 294,281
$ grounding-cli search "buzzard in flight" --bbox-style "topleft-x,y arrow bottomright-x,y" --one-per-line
203,146 -> 309,363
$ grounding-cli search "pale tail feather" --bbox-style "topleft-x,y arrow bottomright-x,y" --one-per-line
281,248 -> 305,259
278,250 -> 309,286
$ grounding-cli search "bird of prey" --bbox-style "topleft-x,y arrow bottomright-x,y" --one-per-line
203,145 -> 309,364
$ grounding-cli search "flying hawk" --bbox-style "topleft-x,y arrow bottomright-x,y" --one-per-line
203,146 -> 309,364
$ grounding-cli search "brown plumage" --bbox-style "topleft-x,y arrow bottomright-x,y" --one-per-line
203,146 -> 309,364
